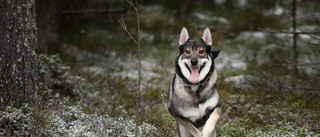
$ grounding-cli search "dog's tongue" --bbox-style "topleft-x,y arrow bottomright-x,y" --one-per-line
189,67 -> 199,83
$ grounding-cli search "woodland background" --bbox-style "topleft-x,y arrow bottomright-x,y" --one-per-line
1,0 -> 320,136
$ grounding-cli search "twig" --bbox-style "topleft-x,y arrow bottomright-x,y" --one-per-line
259,28 -> 320,46
275,57 -> 320,69
118,0 -> 141,137
279,86 -> 320,91
259,28 -> 320,47
274,63 -> 320,70
118,16 -> 139,46
296,29 -> 320,46
298,28 -> 320,39
259,29 -> 320,35
304,41 -> 320,46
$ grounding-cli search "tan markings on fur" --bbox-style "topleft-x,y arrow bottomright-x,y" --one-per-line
175,117 -> 202,137
202,106 -> 222,137
184,47 -> 205,56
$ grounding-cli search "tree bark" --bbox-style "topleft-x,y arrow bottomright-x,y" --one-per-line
0,0 -> 39,110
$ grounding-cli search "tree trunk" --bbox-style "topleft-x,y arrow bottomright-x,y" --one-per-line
292,0 -> 298,74
0,0 -> 39,110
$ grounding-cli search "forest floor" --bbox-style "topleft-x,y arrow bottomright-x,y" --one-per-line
1,2 -> 320,137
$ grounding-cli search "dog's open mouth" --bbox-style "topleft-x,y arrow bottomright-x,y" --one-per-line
189,67 -> 199,82
185,63 -> 206,83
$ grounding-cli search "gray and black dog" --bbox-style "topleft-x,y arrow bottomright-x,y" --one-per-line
168,27 -> 222,137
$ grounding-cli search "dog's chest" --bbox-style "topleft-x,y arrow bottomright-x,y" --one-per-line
178,92 -> 219,122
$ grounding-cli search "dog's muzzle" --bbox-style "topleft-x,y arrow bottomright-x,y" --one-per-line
191,58 -> 198,66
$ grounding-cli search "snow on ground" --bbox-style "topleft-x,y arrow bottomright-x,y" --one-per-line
194,13 -> 229,24
59,27 -> 319,136
216,50 -> 248,88
216,52 -> 247,70
45,105 -> 157,137
217,30 -> 319,88
64,44 -> 162,82
224,75 -> 246,87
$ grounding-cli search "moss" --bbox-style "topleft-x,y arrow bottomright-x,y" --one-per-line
26,1 -> 320,136
0,104 -> 36,136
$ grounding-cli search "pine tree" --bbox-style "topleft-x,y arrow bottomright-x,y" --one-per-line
0,0 -> 39,110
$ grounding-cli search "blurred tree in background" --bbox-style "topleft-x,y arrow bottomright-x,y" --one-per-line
1,0 -> 318,136
0,0 -> 39,110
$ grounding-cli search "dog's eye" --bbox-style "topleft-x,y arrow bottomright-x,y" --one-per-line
185,50 -> 191,54
199,50 -> 205,54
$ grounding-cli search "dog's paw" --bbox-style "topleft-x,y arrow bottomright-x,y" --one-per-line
202,130 -> 216,137
215,105 -> 222,115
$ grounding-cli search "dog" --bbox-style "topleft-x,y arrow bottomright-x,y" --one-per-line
168,27 -> 222,137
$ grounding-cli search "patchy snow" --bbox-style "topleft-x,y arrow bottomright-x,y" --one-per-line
264,4 -> 288,16
274,6 -> 285,15
110,58 -> 161,81
221,93 -> 320,137
224,75 -> 245,87
299,34 -> 312,40
194,13 -> 229,24
238,31 -> 267,39
83,66 -> 105,76
216,51 -> 247,70
64,45 -> 162,82
238,0 -> 247,7
45,105 -> 157,137
214,0 -> 225,5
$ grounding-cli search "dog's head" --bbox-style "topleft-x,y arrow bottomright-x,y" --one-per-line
176,27 -> 219,83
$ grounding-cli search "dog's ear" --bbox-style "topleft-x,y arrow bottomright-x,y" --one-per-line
211,50 -> 220,59
179,27 -> 189,46
202,28 -> 212,46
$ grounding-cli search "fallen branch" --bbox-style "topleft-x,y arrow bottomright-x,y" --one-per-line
279,86 -> 320,91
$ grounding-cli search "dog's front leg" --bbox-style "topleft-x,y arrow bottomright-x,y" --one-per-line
174,116 -> 202,137
202,106 -> 222,137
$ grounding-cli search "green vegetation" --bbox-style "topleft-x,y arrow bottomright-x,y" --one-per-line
1,0 -> 320,136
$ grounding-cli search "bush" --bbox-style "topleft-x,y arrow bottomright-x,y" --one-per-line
0,104 -> 36,136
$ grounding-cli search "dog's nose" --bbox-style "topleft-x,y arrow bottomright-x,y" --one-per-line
191,59 -> 198,66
